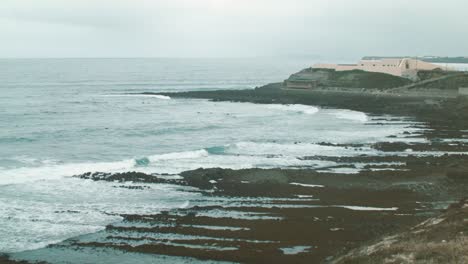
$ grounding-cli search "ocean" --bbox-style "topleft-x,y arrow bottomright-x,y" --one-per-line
0,58 -> 432,257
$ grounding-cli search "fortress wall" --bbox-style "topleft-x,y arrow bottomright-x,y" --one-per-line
313,58 -> 447,78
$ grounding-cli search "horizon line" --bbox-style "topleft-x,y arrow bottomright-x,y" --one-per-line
0,55 -> 327,60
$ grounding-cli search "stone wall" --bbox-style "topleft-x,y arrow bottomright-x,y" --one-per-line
459,87 -> 468,96
313,58 -> 445,80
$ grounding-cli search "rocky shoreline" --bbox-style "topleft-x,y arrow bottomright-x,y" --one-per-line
155,81 -> 468,127
46,167 -> 458,263
4,84 -> 468,264
147,84 -> 466,263
15,148 -> 463,264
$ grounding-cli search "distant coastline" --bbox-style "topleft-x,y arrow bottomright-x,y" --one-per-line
363,56 -> 468,64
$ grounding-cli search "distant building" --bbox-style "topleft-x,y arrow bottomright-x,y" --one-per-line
459,87 -> 468,96
313,58 -> 449,80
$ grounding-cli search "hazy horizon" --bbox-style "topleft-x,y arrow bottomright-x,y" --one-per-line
1,0 -> 467,59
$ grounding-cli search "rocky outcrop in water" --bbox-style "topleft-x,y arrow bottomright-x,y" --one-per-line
75,171 -> 182,184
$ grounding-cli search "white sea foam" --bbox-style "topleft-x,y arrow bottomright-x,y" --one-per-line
149,94 -> 171,100
280,246 -> 312,255
2,141 -> 462,186
0,150 -> 211,186
265,104 -> 319,115
148,149 -> 209,162
337,206 -> 398,211
144,151 -> 331,175
0,148 -> 304,185
296,195 -> 314,198
188,225 -> 249,231
0,159 -> 136,185
328,109 -> 369,122
102,94 -> 171,99
0,178 -> 197,253
0,147 -> 324,185
227,141 -> 376,157
290,182 -> 324,188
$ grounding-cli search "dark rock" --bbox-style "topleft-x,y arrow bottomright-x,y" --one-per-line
74,171 -> 180,184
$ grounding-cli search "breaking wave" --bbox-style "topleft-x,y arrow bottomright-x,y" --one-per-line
0,144 -> 339,185
265,104 -> 320,115
328,109 -> 368,122
1,139 -> 440,186
0,159 -> 136,186
0,150 -> 209,185
148,149 -> 209,162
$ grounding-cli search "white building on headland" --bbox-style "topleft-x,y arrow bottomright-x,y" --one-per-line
313,58 -> 450,80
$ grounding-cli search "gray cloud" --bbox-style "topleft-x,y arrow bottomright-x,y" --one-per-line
0,0 -> 467,58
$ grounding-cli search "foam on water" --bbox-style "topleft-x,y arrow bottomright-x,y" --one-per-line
280,246 -> 312,255
148,149 -> 209,161
337,206 -> 399,211
0,159 -> 136,185
2,138 -> 457,186
265,104 -> 320,115
290,183 -> 325,188
102,94 -> 171,100
0,178 -> 199,253
327,109 -> 369,122
227,141 -> 375,156
1,144 -> 348,186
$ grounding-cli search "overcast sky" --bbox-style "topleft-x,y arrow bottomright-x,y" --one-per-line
1,0 -> 467,59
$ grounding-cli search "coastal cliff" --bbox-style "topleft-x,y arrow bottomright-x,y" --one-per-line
284,68 -> 411,89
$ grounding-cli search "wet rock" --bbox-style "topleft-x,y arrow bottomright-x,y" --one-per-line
446,163 -> 468,181
75,171 -> 180,184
